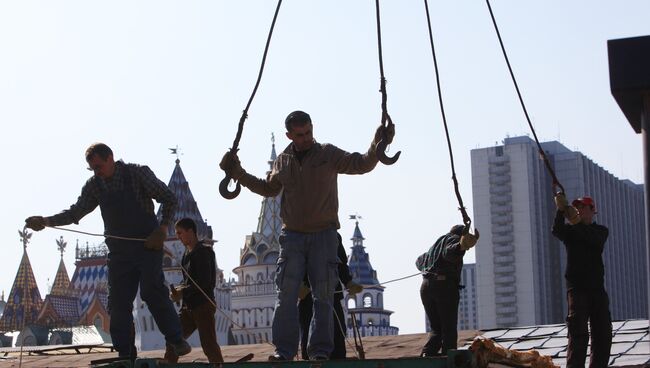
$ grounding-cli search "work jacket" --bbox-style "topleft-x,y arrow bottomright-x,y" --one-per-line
552,210 -> 609,290
415,232 -> 465,284
239,141 -> 378,233
181,241 -> 217,309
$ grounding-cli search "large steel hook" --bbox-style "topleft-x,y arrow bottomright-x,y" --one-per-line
376,116 -> 400,165
219,148 -> 242,200
219,175 -> 241,200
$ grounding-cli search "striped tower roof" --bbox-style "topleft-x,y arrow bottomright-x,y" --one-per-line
0,230 -> 44,332
157,158 -> 212,240
50,237 -> 71,296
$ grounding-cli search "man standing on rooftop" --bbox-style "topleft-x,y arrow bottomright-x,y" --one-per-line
24,143 -> 191,359
552,193 -> 612,368
220,110 -> 393,361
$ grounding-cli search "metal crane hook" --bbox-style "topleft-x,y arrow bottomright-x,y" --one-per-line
219,175 -> 241,200
376,119 -> 400,165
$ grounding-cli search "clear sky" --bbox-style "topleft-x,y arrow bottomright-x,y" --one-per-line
0,1 -> 647,335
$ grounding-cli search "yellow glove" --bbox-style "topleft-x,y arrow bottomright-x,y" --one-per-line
25,216 -> 47,231
460,233 -> 478,251
346,281 -> 363,295
564,206 -> 582,225
144,226 -> 167,251
219,151 -> 246,180
170,285 -> 183,303
298,283 -> 311,300
554,193 -> 569,211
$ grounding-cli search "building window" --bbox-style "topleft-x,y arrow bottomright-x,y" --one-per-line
142,317 -> 148,332
363,294 -> 372,308
347,297 -> 356,309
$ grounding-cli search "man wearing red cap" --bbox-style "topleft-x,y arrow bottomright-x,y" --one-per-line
552,194 -> 612,368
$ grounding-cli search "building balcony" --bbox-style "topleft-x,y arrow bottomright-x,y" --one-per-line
496,306 -> 517,314
494,255 -> 515,264
493,244 -> 514,254
496,315 -> 518,326
495,285 -> 516,294
489,174 -> 511,186
491,213 -> 512,225
490,204 -> 512,214
491,224 -> 513,234
231,283 -> 276,297
495,275 -> 515,284
495,295 -> 517,304
488,164 -> 510,175
489,186 -> 511,196
494,265 -> 516,274
489,194 -> 512,204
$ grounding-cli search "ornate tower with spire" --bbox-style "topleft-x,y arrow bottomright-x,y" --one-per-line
231,135 -> 281,345
35,237 -> 79,329
134,153 -> 232,351
345,217 -> 398,337
0,230 -> 44,341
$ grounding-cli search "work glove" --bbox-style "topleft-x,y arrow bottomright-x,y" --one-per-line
298,282 -> 311,300
564,206 -> 581,225
460,232 -> 479,251
346,281 -> 363,295
554,193 -> 569,211
373,124 -> 395,146
170,285 -> 183,303
25,216 -> 47,231
144,226 -> 167,251
219,151 -> 246,180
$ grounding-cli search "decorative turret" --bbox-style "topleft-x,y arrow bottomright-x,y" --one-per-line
348,217 -> 380,286
231,135 -> 281,345
49,237 -> 71,296
157,154 -> 212,240
344,216 -> 398,337
0,229 -> 43,332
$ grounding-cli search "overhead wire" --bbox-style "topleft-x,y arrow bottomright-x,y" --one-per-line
422,0 -> 474,229
219,0 -> 284,199
484,0 -> 565,194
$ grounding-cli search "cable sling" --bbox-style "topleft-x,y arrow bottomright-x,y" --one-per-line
484,0 -> 565,194
422,0 -> 478,236
373,0 -> 401,165
219,0 -> 283,199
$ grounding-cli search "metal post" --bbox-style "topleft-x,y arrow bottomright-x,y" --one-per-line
641,92 -> 650,318
608,35 -> 650,323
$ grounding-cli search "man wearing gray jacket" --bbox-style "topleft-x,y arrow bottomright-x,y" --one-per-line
220,110 -> 393,361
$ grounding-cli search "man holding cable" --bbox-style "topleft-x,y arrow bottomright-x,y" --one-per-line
24,143 -> 190,359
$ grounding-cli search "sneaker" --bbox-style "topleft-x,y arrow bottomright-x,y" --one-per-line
268,353 -> 289,361
169,339 -> 192,356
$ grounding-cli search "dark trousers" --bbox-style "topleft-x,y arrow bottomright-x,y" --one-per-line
107,243 -> 182,356
566,288 -> 612,368
420,277 -> 459,356
164,303 -> 224,363
299,292 -> 347,360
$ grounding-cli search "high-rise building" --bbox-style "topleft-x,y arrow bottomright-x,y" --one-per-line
458,263 -> 478,331
471,136 -> 646,329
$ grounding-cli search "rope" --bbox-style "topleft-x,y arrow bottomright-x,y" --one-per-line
39,225 -> 424,358
484,0 -> 564,194
43,225 -> 273,347
374,0 -> 391,130
228,0 -> 283,153
422,0 -> 471,228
